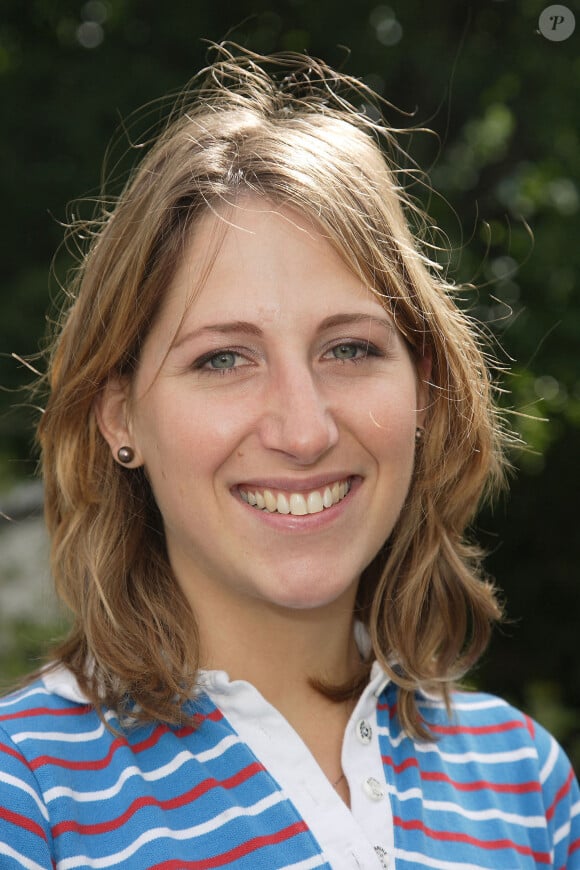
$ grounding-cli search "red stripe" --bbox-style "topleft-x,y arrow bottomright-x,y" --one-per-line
31,734 -> 127,772
31,709 -> 222,771
52,761 -> 264,838
377,699 -> 526,738
423,769 -> 541,794
558,839 -> 580,870
383,754 -> 421,775
0,704 -> 93,722
382,755 -> 541,794
132,723 -> 196,754
0,806 -> 47,841
0,740 -> 27,764
151,821 -> 309,869
394,815 -> 551,863
546,767 -> 574,821
193,708 -> 224,726
133,709 -> 222,754
429,718 -> 525,737
569,836 -> 580,855
377,699 -> 397,717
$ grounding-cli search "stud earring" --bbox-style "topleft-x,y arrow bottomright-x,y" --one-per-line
415,427 -> 425,443
117,446 -> 135,464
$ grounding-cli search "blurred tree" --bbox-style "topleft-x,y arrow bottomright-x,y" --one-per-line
1,0 -> 578,765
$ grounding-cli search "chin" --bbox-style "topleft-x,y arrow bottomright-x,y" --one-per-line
259,572 -> 358,612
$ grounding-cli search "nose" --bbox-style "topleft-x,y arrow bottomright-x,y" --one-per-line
257,363 -> 339,464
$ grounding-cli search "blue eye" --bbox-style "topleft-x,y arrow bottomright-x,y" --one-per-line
208,351 -> 237,369
332,343 -> 363,360
328,341 -> 383,364
192,347 -> 252,375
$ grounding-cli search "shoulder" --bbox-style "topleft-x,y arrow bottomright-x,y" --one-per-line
0,671 -> 101,744
0,676 -> 87,867
0,671 -> 106,807
0,667 -> 228,754
436,691 -> 580,864
376,685 -> 580,867
412,688 -> 573,778
0,669 -> 241,779
420,688 -> 537,737
378,683 -> 579,814
420,689 -> 566,761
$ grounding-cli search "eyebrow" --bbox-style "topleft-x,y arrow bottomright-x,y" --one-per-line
317,313 -> 395,335
172,312 -> 395,349
173,320 -> 263,349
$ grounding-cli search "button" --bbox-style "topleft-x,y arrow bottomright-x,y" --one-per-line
374,845 -> 389,868
356,718 -> 373,744
363,776 -> 385,801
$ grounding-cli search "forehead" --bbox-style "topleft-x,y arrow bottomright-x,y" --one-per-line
163,198 -> 386,329
131,198 -> 404,389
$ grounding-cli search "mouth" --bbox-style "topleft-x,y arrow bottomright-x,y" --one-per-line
238,477 -> 353,516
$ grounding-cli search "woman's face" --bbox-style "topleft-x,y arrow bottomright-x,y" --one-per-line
105,199 -> 427,617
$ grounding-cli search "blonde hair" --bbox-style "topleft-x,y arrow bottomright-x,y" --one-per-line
38,45 -> 508,736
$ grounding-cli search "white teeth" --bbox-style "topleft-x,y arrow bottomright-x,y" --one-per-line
240,479 -> 352,516
289,493 -> 308,515
307,491 -> 324,514
277,493 -> 290,515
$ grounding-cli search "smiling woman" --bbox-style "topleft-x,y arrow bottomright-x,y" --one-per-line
96,200 -> 424,626
0,44 -> 578,870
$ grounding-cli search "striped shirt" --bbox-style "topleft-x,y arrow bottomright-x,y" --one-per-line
0,666 -> 578,869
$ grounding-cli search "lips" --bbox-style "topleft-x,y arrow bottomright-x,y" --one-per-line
239,478 -> 352,516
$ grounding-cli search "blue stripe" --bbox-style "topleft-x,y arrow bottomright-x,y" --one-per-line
0,678 -> 578,868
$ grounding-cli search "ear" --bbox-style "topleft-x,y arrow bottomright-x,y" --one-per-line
95,376 -> 144,467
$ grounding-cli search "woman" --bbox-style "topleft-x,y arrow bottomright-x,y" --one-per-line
1,47 -> 578,869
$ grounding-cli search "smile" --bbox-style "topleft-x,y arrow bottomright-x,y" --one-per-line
239,478 -> 352,516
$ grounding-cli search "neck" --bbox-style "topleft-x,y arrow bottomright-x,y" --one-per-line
190,581 -> 363,803
196,593 -> 361,715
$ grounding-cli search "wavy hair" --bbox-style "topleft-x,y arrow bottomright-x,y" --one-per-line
37,45 -> 509,737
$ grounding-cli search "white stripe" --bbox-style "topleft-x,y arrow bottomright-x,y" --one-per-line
0,771 -> 50,821
376,726 -> 407,748
387,784 -> 546,828
45,759 -> 179,805
539,736 -> 559,784
421,796 -> 545,829
0,686 -> 51,708
415,740 -> 538,766
419,696 -> 508,712
44,734 -> 240,803
0,842 -> 49,870
554,818 -> 571,846
282,856 -> 328,869
185,732 -> 240,763
377,724 -> 536,767
58,790 -> 288,868
571,798 -> 580,819
394,847 -> 520,869
377,726 -> 537,764
12,720 -> 107,744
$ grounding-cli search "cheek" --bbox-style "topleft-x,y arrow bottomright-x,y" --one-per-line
353,378 -> 419,449
134,395 -> 250,487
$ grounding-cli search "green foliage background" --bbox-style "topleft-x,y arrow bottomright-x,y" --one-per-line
1,0 -> 578,765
